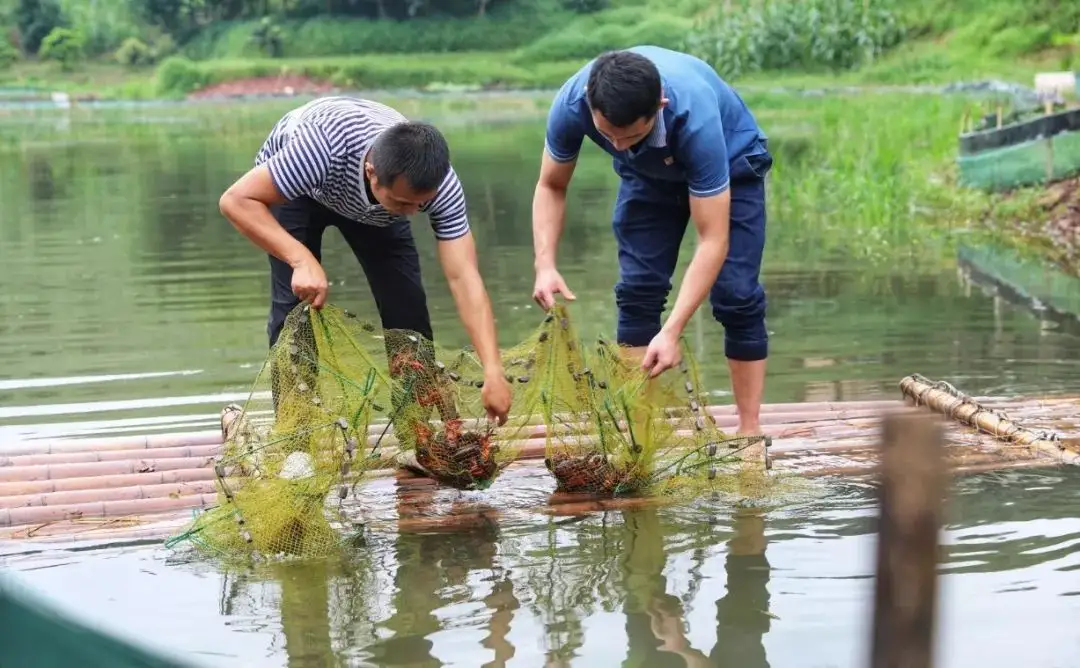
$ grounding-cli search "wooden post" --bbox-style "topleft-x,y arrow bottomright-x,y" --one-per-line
870,410 -> 946,668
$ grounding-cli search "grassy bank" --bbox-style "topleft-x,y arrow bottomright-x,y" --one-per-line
0,40 -> 1062,103
3,0 -> 1078,99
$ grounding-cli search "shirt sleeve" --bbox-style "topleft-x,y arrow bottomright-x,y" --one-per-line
422,166 -> 471,241
670,87 -> 731,198
264,121 -> 338,201
544,82 -> 586,164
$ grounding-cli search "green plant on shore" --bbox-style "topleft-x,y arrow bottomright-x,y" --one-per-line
37,26 -> 82,71
685,0 -> 906,79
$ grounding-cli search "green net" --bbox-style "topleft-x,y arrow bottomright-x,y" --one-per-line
957,130 -> 1080,192
167,301 -> 774,563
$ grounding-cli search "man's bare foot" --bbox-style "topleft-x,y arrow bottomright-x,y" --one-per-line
736,425 -> 764,438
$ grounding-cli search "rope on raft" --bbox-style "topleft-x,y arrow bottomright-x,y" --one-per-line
898,373 -> 1074,461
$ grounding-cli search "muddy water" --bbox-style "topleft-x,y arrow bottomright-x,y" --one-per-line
2,98 -> 1080,667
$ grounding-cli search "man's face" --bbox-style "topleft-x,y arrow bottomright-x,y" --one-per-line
591,110 -> 655,152
365,163 -> 435,216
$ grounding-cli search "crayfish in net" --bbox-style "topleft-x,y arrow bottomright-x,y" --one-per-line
414,420 -> 502,491
544,452 -> 641,496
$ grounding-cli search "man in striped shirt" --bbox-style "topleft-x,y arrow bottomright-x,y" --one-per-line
219,96 -> 512,425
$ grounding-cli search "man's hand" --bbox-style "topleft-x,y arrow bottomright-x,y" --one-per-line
532,266 -> 576,310
482,370 -> 512,426
641,327 -> 683,378
219,164 -> 330,306
291,258 -> 329,309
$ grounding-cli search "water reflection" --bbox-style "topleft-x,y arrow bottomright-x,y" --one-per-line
6,467 -> 1080,667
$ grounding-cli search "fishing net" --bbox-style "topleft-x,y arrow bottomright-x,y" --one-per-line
167,302 -> 773,563
515,309 -> 771,500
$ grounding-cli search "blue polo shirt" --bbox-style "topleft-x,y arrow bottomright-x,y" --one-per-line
544,45 -> 768,197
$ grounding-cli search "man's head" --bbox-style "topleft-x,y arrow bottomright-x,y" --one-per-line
586,50 -> 666,152
365,122 -> 451,216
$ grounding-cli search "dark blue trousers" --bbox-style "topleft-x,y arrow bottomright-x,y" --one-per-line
612,147 -> 773,361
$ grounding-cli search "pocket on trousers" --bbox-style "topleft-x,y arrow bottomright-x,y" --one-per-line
736,151 -> 773,181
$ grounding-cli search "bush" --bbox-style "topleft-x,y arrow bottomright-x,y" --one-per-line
0,35 -> 17,69
154,53 -> 585,97
181,14 -> 571,60
251,17 -> 284,58
15,0 -> 65,55
115,37 -> 153,67
684,0 -> 906,79
512,8 -> 691,64
155,55 -> 207,95
38,26 -> 83,70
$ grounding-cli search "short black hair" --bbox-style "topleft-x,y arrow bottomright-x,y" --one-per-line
369,121 -> 451,193
586,50 -> 662,128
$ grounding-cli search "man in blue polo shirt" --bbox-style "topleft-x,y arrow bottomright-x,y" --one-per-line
530,46 -> 773,436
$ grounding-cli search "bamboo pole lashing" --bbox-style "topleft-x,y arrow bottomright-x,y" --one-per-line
899,374 -> 1078,465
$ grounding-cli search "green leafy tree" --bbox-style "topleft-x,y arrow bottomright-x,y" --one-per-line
38,26 -> 83,70
0,35 -> 18,69
15,0 -> 65,54
251,16 -> 284,57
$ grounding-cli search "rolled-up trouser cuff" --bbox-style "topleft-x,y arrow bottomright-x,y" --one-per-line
724,333 -> 768,361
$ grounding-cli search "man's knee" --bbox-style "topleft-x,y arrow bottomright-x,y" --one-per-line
615,280 -> 670,346
711,280 -> 768,361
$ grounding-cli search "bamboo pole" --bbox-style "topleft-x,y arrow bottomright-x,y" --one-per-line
870,411 -> 945,668
898,374 -> 1079,465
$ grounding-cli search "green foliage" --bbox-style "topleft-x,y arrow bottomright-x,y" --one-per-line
0,34 -> 16,68
57,0 -> 142,55
511,7 -> 690,64
562,0 -> 609,12
250,17 -> 283,58
38,26 -> 83,70
152,52 -> 584,96
745,91 -> 1004,264
685,0 -> 906,79
115,37 -> 152,66
154,54 -> 206,94
15,0 -> 65,54
182,14 -> 569,60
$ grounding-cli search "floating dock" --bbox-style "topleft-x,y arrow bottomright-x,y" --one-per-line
2,376 -> 1077,547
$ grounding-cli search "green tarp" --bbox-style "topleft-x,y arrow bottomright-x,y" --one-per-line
957,130 -> 1080,192
0,578 -> 196,668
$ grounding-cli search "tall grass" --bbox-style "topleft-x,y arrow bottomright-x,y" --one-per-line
685,0 -> 907,79
746,91 -> 1027,266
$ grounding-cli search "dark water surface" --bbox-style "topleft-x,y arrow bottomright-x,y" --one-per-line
2,98 -> 1080,667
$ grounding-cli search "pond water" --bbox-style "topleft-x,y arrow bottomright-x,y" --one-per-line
2,96 -> 1080,667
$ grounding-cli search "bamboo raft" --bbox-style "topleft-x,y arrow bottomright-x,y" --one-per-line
1,374 -> 1077,547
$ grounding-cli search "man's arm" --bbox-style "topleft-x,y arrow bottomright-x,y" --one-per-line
662,191 -> 731,336
424,170 -> 503,380
532,84 -> 586,307
219,122 -> 336,306
532,150 -> 577,272
662,89 -> 733,338
435,232 -> 503,378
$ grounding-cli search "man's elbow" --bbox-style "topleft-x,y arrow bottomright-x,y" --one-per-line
218,187 -> 239,220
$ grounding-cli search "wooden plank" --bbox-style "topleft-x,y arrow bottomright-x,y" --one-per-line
870,410 -> 946,668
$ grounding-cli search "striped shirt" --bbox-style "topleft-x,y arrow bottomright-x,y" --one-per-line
254,96 -> 470,241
